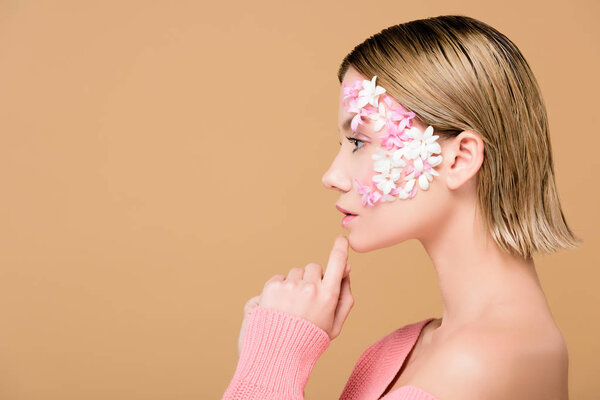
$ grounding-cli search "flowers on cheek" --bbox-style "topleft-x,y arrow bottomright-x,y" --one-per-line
354,178 -> 382,207
379,128 -> 410,151
372,167 -> 402,195
341,75 -> 444,207
372,146 -> 405,173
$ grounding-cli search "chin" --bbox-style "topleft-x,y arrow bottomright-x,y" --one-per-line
348,230 -> 414,253
347,232 -> 388,253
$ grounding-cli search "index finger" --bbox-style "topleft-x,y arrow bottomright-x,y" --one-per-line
322,235 -> 349,292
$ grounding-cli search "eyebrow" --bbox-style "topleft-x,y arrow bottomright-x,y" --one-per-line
338,117 -> 354,133
338,117 -> 370,138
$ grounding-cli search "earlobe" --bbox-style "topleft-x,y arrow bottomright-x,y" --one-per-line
446,131 -> 484,190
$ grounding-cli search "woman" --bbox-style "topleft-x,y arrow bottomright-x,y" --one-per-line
223,15 -> 580,400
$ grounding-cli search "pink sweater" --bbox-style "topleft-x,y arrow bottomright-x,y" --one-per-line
223,306 -> 439,399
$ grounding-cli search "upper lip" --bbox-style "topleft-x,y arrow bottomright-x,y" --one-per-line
336,204 -> 358,216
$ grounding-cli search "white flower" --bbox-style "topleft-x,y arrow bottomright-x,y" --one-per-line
372,146 -> 406,174
368,102 -> 389,132
381,192 -> 397,202
395,177 -> 416,199
372,167 -> 402,195
372,147 -> 392,173
428,155 -> 443,167
403,125 -> 442,160
356,75 -> 386,109
391,147 -> 407,168
413,157 -> 440,190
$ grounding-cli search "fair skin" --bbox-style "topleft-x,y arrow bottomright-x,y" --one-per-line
237,66 -> 568,399
318,66 -> 569,399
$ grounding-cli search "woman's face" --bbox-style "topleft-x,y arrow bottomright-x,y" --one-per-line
322,67 -> 452,252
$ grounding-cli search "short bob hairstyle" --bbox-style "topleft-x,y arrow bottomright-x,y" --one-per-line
338,15 -> 582,259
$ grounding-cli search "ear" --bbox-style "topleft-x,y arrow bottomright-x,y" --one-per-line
445,131 -> 484,190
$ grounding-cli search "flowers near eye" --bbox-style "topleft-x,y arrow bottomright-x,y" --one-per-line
341,75 -> 443,206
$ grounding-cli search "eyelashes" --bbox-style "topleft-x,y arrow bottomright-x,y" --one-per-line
345,136 -> 365,153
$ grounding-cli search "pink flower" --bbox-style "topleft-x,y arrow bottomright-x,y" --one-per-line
354,178 -> 382,207
342,79 -> 363,104
408,184 -> 417,199
369,190 -> 382,205
380,186 -> 400,202
386,100 -> 416,132
348,103 -> 378,132
403,162 -> 415,177
352,108 -> 370,131
345,98 -> 364,129
379,127 -> 410,150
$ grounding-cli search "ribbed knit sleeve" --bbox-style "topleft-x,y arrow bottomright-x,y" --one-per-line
222,306 -> 331,400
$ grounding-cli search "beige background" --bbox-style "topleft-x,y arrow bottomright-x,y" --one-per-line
0,1 -> 598,399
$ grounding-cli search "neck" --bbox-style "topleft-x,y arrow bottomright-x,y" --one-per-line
419,198 -> 548,331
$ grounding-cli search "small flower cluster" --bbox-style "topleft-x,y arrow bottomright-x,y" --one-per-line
342,76 -> 443,207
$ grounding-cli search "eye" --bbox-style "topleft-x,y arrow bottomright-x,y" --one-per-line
345,136 -> 365,153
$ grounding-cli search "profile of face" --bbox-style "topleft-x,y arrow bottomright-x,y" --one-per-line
322,67 -> 455,253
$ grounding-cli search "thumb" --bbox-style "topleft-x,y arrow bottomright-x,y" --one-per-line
331,274 -> 354,339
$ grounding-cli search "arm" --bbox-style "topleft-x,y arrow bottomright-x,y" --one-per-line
222,306 -> 331,400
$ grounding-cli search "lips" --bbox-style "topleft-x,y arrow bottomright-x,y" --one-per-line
336,204 -> 358,216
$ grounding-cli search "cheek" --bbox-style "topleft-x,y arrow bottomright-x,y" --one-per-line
359,157 -> 377,186
351,149 -> 380,207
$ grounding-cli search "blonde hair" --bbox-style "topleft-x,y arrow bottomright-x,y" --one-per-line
338,15 -> 582,259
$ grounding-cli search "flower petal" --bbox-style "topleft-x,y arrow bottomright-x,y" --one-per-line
423,126 -> 434,138
428,155 -> 443,167
418,174 -> 429,190
414,157 -> 424,172
427,142 -> 442,154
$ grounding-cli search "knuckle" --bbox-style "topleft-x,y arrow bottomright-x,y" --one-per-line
301,281 -> 318,293
283,279 -> 298,289
323,290 -> 337,303
264,276 -> 283,289
306,263 -> 323,274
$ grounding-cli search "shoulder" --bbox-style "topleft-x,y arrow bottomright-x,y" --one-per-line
422,321 -> 569,400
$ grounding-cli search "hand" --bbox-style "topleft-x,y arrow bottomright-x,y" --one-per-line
257,235 -> 354,340
237,235 -> 353,356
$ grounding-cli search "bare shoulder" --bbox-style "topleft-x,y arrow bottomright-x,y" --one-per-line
420,319 -> 569,400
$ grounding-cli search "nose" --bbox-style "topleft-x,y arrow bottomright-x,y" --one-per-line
321,155 -> 352,192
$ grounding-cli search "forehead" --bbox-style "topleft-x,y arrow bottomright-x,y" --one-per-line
338,67 -> 366,104
340,66 -> 366,86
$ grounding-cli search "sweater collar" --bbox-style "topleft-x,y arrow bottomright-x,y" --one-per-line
339,317 -> 438,400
